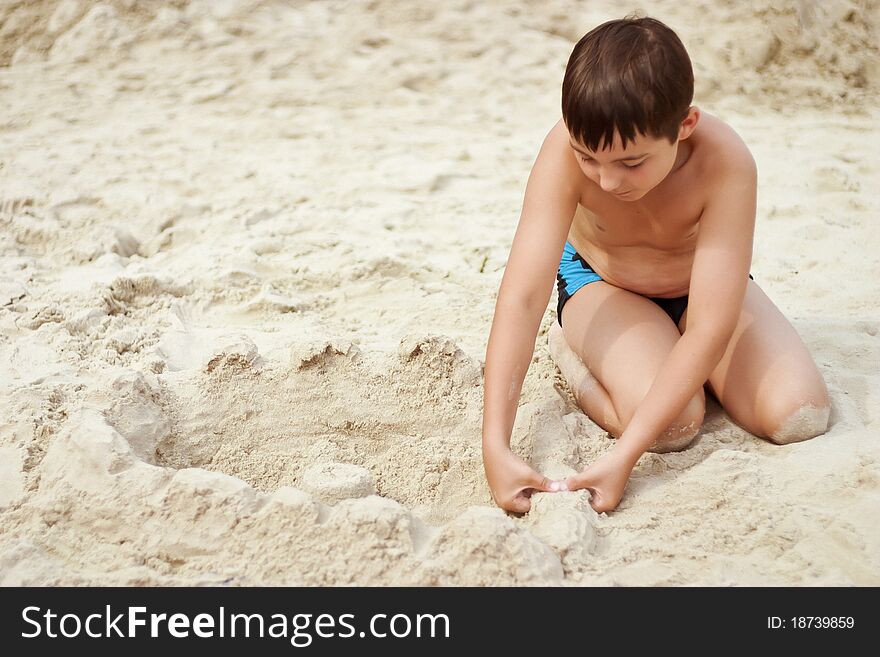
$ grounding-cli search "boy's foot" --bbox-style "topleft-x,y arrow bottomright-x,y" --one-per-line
547,321 -> 601,404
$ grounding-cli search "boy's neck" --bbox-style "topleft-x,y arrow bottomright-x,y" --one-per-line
639,138 -> 694,204
669,138 -> 694,176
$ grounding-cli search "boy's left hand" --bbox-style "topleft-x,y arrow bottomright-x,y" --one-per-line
565,449 -> 634,513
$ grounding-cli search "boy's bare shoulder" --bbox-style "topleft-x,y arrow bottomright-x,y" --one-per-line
545,117 -> 575,157
548,116 -> 569,139
527,118 -> 582,198
696,112 -> 756,179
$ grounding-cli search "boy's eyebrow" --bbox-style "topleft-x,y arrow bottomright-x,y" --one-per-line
569,139 -> 648,161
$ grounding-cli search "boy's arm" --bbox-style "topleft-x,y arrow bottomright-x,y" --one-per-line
482,123 -> 579,511
570,150 -> 757,512
613,152 -> 757,468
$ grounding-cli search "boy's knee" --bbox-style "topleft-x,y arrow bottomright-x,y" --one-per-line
767,401 -> 831,445
646,391 -> 705,453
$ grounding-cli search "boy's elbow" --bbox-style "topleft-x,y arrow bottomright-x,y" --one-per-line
495,292 -> 539,320
497,281 -> 551,316
523,287 -> 555,318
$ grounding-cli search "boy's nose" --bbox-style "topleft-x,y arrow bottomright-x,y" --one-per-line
598,173 -> 622,192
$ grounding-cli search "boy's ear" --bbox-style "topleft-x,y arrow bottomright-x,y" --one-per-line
678,106 -> 701,140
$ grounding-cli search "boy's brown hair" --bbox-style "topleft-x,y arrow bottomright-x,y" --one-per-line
562,16 -> 694,151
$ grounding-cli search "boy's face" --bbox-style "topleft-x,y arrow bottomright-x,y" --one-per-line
568,109 -> 699,201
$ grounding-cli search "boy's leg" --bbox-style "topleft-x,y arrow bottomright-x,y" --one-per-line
548,321 -> 621,435
549,280 -> 705,453
676,279 -> 830,443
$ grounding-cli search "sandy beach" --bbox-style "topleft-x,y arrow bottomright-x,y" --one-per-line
1,0 -> 878,585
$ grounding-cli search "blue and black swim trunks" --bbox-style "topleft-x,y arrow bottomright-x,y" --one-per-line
555,240 -> 754,328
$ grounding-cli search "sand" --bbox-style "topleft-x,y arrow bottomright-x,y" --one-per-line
0,0 -> 878,585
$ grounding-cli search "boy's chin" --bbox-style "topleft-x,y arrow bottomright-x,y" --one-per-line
613,188 -> 648,201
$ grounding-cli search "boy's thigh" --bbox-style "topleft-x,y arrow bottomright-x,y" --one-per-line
560,280 -> 700,423
695,279 -> 830,438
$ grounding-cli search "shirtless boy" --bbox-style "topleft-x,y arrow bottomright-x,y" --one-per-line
481,16 -> 831,514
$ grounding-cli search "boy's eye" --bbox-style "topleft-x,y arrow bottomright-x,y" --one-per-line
579,154 -> 645,168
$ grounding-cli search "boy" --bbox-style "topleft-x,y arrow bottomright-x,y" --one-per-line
481,16 -> 831,514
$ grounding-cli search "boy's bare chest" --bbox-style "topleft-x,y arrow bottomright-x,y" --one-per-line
566,180 -> 707,297
571,187 -> 704,251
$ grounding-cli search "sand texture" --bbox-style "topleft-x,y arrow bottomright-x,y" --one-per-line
1,0 -> 878,585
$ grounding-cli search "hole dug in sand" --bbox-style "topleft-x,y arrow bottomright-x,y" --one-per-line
144,333 -> 488,523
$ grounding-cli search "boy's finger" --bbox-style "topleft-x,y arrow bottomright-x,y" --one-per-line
509,494 -> 531,514
531,473 -> 568,492
526,472 -> 548,491
587,490 -> 604,512
564,472 -> 589,491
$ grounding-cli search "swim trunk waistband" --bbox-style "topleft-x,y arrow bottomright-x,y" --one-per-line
555,240 -> 754,329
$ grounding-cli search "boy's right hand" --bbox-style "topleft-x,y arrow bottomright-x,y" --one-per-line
483,446 -> 567,513
564,449 -> 634,513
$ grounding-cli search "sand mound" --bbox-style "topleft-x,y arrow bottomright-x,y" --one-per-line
1,1 -> 275,66
694,0 -> 879,109
299,462 -> 376,505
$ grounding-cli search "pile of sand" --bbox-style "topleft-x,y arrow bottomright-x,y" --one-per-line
1,0 -> 877,585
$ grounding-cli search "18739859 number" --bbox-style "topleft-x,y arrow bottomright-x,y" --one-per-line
768,617 -> 855,629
